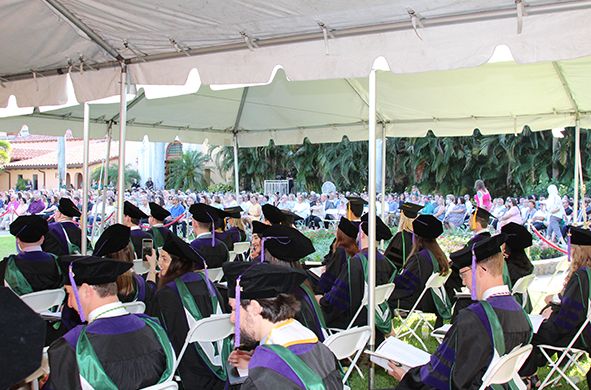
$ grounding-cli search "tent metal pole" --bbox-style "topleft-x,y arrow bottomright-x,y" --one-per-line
368,68 -> 377,390
81,103 -> 90,255
574,116 -> 581,221
117,65 -> 128,224
381,124 -> 387,219
94,127 -> 111,238
234,133 -> 240,203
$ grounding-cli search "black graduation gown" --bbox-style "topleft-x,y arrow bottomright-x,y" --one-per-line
44,313 -> 168,390
293,285 -> 327,342
146,271 -> 229,390
118,273 -> 156,306
520,266 -> 591,378
317,246 -> 349,295
190,234 -> 229,269
505,254 -> 533,286
396,295 -> 532,390
216,230 -> 235,252
384,230 -> 414,271
43,221 -> 89,256
130,228 -> 154,260
320,250 -> 395,330
147,226 -> 172,249
0,251 -> 62,293
388,249 -> 436,313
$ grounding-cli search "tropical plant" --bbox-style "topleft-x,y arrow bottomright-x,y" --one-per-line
166,150 -> 210,191
0,140 -> 12,167
91,163 -> 140,189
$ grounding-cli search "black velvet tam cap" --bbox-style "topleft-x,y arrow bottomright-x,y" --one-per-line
58,198 -> 81,217
149,202 -> 171,221
124,201 -> 148,219
399,202 -> 424,219
61,255 -> 133,285
346,196 -> 368,206
360,213 -> 393,241
190,203 -> 220,223
10,215 -> 49,243
413,215 -> 443,239
262,204 -> 287,224
223,261 -> 307,299
338,217 -> 359,239
501,222 -> 532,249
162,233 -> 203,265
567,226 -> 591,246
450,233 -> 507,271
252,221 -> 269,235
280,209 -> 296,225
0,287 -> 46,390
93,224 -> 130,257
224,206 -> 243,219
259,225 -> 315,262
472,206 -> 493,221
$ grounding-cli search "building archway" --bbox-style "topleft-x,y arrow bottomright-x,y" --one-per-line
76,172 -> 83,189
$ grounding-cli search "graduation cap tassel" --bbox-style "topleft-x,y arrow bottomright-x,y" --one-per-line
69,264 -> 86,323
567,230 -> 572,262
234,279 -> 241,348
358,223 -> 363,251
471,244 -> 477,301
261,237 -> 266,263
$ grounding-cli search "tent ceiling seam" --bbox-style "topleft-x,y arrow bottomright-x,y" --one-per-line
232,87 -> 250,133
344,78 -> 387,124
552,61 -> 580,116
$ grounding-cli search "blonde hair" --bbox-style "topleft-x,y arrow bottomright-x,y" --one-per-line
479,252 -> 504,277
399,212 -> 415,233
565,245 -> 591,288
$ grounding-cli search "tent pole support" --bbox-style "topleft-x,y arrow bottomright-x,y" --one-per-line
368,68 -> 377,390
232,87 -> 249,200
381,123 -> 387,250
81,103 -> 90,254
95,127 -> 112,238
575,116 -> 581,221
117,65 -> 128,224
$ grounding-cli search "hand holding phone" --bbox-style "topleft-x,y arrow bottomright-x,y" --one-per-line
142,239 -> 154,260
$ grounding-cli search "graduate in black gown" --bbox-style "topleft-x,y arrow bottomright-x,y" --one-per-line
44,256 -> 174,390
389,215 -> 450,325
259,224 -> 328,341
94,223 -> 156,306
43,198 -> 91,255
384,203 -> 423,271
122,200 -> 153,260
147,233 -> 232,390
389,234 -> 532,390
189,203 -> 230,268
147,202 -> 172,251
224,262 -> 343,390
320,213 -> 395,337
249,221 -> 268,261
317,217 -> 360,294
0,215 -> 63,296
223,206 -> 248,249
520,226 -> 591,387
213,209 -> 236,252
501,222 -> 534,285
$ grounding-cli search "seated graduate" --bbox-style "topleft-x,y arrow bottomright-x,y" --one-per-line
388,215 -> 450,326
94,224 -> 157,305
280,209 -> 298,228
500,222 -> 534,286
147,202 -> 172,251
389,234 -> 532,390
323,196 -> 366,260
319,213 -> 395,335
224,261 -> 343,390
261,203 -> 286,226
43,198 -> 91,255
44,256 -> 174,390
317,217 -> 360,295
189,203 -> 230,268
249,221 -> 268,261
122,200 -> 152,260
258,224 -> 329,341
224,205 -> 248,246
213,208 -> 235,252
384,203 -> 423,271
519,226 -> 591,387
0,215 -> 63,296
146,233 -> 231,390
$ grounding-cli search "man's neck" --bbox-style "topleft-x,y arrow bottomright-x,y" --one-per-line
477,277 -> 505,300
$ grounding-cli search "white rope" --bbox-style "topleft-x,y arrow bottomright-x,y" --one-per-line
240,32 -> 259,51
318,22 -> 335,56
406,7 -> 425,41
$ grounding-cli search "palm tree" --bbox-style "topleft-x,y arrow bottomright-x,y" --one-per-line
166,150 -> 210,191
91,163 -> 140,188
0,140 -> 12,167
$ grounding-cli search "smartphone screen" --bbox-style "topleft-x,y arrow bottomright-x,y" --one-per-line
142,239 -> 153,259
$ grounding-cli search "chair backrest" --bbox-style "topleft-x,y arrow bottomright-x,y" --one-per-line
186,314 -> 234,344
479,344 -> 533,390
139,381 -> 179,390
511,274 -> 536,295
123,301 -> 146,313
233,242 -> 250,254
229,251 -> 238,262
374,283 -> 395,305
323,326 -> 371,360
207,267 -> 224,283
425,271 -> 451,290
133,259 -> 151,275
20,288 -> 66,313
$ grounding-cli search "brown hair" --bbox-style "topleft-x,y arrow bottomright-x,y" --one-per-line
407,236 -> 450,274
565,245 -> 591,288
333,228 -> 360,257
158,253 -> 194,289
107,242 -> 135,297
241,293 -> 300,323
93,282 -> 118,298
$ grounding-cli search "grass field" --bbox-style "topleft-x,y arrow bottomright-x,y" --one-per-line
0,235 -> 16,259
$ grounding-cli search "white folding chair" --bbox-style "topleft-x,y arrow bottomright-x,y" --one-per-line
511,274 -> 536,309
134,259 -> 151,275
233,242 -> 250,256
395,271 -> 451,351
538,299 -> 591,389
20,288 -> 65,313
174,314 -> 235,372
323,326 -> 371,383
479,344 -> 533,390
531,256 -> 569,309
140,381 -> 179,390
207,267 -> 224,283
228,251 -> 238,262
123,301 -> 146,313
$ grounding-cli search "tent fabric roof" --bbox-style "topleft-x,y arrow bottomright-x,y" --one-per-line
2,1 -> 591,108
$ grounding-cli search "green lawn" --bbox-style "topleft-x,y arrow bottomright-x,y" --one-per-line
0,235 -> 16,260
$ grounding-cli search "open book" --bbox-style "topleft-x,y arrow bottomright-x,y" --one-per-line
365,337 -> 431,372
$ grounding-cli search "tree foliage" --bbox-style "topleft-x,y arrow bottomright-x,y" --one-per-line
91,163 -> 140,189
211,127 -> 589,198
0,140 -> 12,167
166,150 -> 210,192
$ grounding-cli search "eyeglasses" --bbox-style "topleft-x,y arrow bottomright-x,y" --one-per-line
459,265 -> 487,280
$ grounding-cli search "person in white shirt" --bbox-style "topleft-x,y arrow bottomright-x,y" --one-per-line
293,195 -> 311,220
